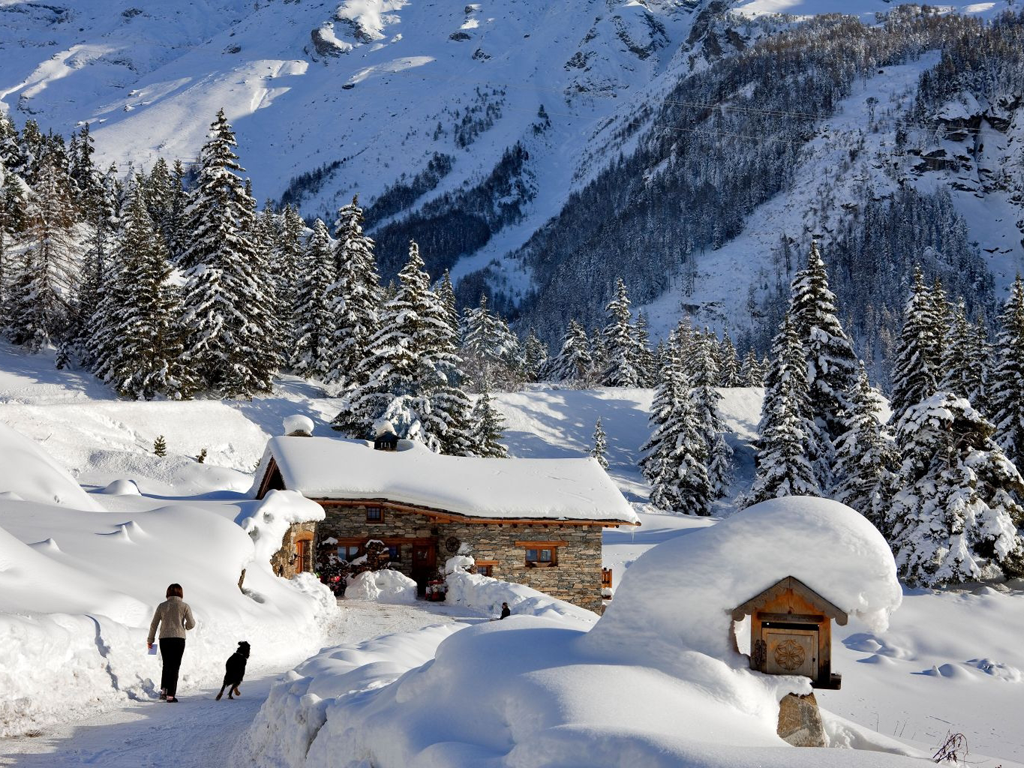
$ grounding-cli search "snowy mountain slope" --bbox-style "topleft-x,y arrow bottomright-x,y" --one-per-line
2,0 -> 1020,338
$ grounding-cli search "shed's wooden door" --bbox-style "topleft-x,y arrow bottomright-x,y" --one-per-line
764,628 -> 817,678
296,539 -> 309,573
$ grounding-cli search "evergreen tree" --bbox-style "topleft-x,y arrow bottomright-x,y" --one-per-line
833,365 -> 898,528
435,269 -> 459,337
591,417 -> 609,470
991,276 -> 1024,473
91,189 -> 191,399
470,389 -> 509,458
690,330 -> 732,498
6,151 -> 79,352
890,266 -> 944,423
886,393 -> 1024,587
739,349 -> 764,386
291,219 -> 335,379
548,319 -> 594,386
153,435 -> 167,457
522,329 -> 548,383
326,195 -> 382,392
789,241 -> 859,447
650,372 -> 713,515
601,277 -> 641,387
461,294 -> 522,391
335,241 -> 472,453
180,110 -> 278,397
939,298 -> 988,410
745,313 -> 822,506
718,330 -> 741,387
269,204 -> 306,351
634,311 -> 657,387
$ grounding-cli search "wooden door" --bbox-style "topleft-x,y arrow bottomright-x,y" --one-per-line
296,539 -> 309,574
411,542 -> 436,593
764,628 -> 817,679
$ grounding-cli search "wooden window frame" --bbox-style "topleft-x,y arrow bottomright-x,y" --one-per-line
475,560 -> 498,577
517,541 -> 565,568
365,506 -> 385,523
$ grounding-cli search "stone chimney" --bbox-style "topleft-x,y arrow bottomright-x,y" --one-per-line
283,415 -> 315,437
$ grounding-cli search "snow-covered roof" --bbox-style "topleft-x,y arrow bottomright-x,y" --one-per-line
254,436 -> 639,525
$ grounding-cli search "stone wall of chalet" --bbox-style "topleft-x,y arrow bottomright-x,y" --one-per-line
271,520 -> 317,579
310,503 -> 605,613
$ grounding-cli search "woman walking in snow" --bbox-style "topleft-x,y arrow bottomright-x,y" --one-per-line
147,583 -> 196,703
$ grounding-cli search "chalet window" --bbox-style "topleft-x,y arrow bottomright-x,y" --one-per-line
337,545 -> 361,562
475,560 -> 497,577
525,547 -> 556,567
517,541 -> 566,568
387,544 -> 402,562
366,506 -> 384,523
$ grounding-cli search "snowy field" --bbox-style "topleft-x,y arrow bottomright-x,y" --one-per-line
2,346 -> 1024,766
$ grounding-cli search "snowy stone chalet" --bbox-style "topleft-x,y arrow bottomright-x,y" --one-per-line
254,433 -> 639,612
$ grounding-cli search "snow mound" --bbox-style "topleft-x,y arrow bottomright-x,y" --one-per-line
444,556 -> 598,624
0,422 -> 101,510
345,570 -> 418,603
584,496 -> 902,669
236,489 -> 326,564
99,478 -> 142,496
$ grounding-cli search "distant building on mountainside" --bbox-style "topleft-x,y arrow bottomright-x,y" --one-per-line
251,426 -> 639,612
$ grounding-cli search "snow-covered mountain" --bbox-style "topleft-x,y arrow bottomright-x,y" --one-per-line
2,0 -> 1021,344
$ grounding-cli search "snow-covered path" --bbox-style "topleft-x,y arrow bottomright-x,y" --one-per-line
0,601 -> 481,767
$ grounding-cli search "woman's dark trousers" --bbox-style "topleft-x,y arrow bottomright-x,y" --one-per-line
159,638 -> 186,696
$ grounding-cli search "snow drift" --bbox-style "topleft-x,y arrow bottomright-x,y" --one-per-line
0,427 -> 335,737
236,497 -> 909,767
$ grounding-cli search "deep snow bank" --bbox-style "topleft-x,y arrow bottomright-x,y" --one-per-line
0,425 -> 335,737
236,497 -> 910,767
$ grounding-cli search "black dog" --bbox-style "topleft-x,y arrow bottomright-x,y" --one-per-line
216,641 -> 250,700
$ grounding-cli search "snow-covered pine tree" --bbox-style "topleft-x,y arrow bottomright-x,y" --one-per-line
640,327 -> 681,486
435,269 -> 459,337
591,417 -> 609,470
739,349 -> 764,386
5,149 -> 80,352
889,266 -> 944,423
990,275 -> 1024,473
461,294 -> 522,392
634,311 -> 657,387
522,329 -> 549,383
718,330 -> 741,387
291,218 -> 336,380
601,277 -> 641,387
833,364 -> 898,529
690,330 -> 732,498
268,204 -> 305,352
334,240 -> 471,453
92,188 -> 191,400
788,241 -> 859,448
179,110 -> 279,397
547,319 -> 594,386
745,313 -> 822,506
326,195 -> 382,393
939,298 -> 989,411
650,371 -> 713,516
470,389 -> 509,458
165,160 -> 189,262
886,392 -> 1024,587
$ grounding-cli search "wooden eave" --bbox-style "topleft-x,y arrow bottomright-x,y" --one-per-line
730,576 -> 848,625
255,457 -> 280,500
316,497 -> 639,528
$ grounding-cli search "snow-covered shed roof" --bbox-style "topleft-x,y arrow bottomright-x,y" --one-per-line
252,436 -> 639,526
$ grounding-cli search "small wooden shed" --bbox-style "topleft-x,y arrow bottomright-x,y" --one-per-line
732,576 -> 846,690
